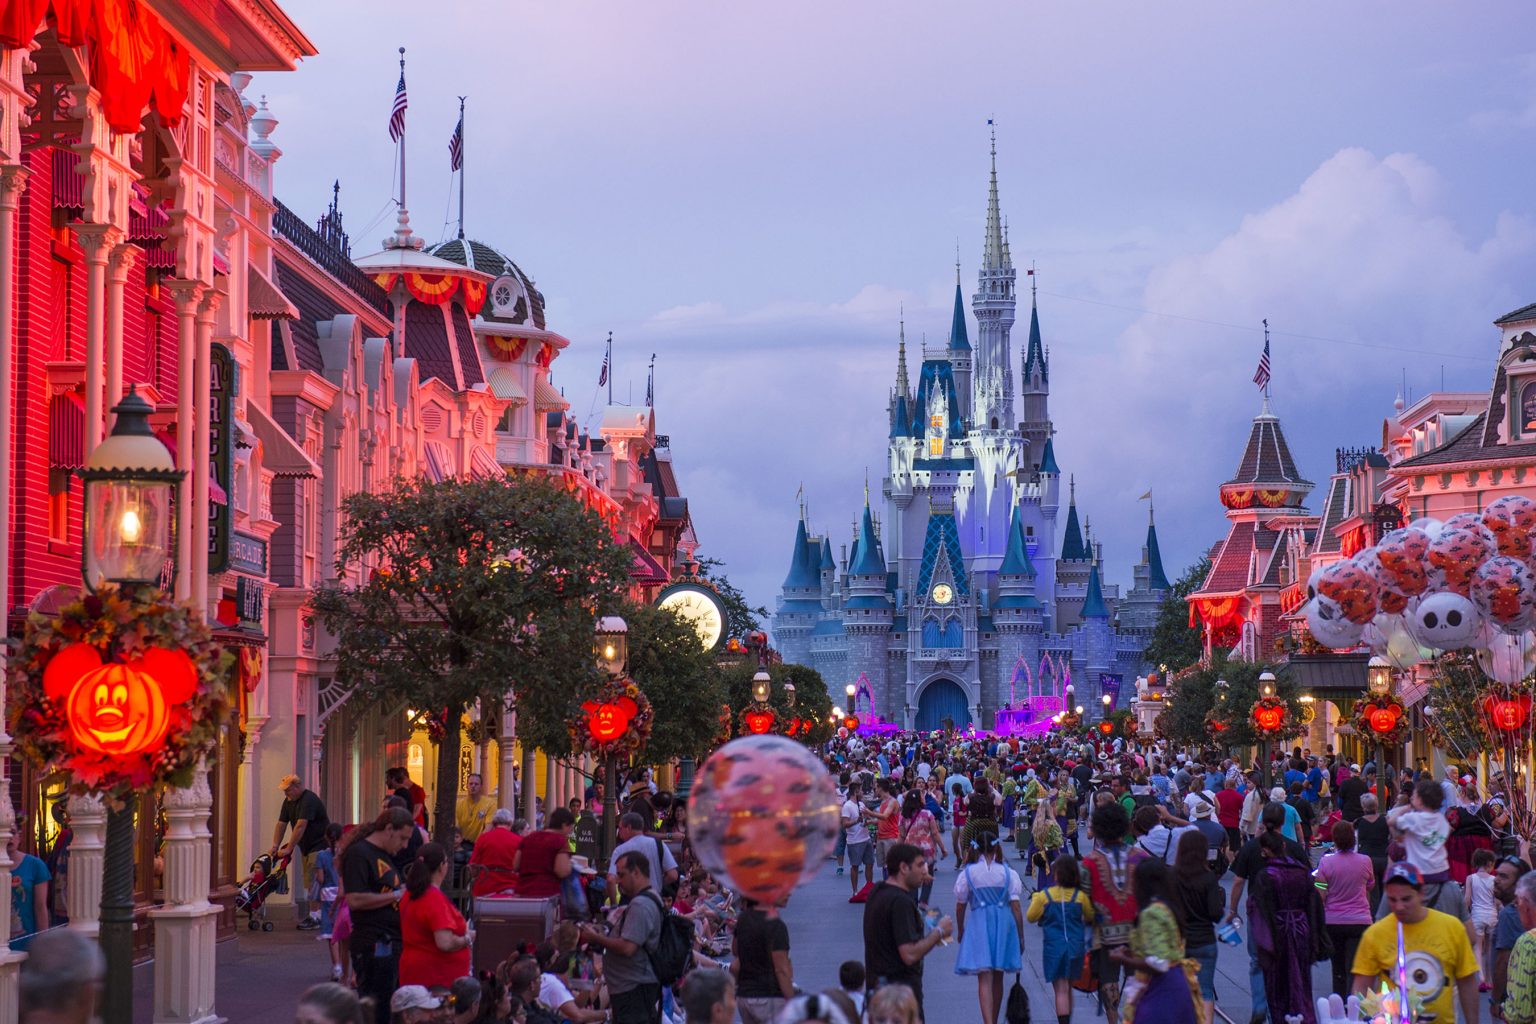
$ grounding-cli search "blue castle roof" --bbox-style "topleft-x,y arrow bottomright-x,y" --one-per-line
1023,298 -> 1047,384
916,508 -> 968,599
1038,437 -> 1060,474
782,518 -> 819,589
1082,562 -> 1109,618
948,281 -> 970,352
1061,497 -> 1087,561
820,536 -> 835,573
890,393 -> 911,439
999,505 -> 1035,576
910,360 -> 966,439
1146,519 -> 1170,591
850,504 -> 887,576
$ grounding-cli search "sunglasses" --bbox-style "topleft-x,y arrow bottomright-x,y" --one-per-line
1501,856 -> 1529,872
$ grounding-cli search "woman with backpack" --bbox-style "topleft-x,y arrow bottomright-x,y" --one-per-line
1027,853 -> 1096,1024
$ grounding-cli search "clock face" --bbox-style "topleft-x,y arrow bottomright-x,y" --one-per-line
931,583 -> 954,605
657,586 -> 725,652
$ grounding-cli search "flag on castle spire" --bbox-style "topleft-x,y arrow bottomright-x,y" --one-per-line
387,62 -> 408,141
1253,320 -> 1271,393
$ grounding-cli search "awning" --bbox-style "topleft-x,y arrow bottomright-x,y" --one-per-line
248,262 -> 299,320
212,250 -> 231,277
486,367 -> 526,402
534,376 -> 567,411
247,403 -> 320,478
52,149 -> 83,210
423,441 -> 454,483
470,447 -> 504,480
628,538 -> 670,585
152,427 -> 230,503
48,393 -> 84,469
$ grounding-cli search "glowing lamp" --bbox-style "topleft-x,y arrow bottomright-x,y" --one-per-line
1366,656 -> 1393,697
582,695 -> 637,742
43,642 -> 197,758
752,671 -> 772,704
1074,705 -> 1084,715
1484,694 -> 1532,733
744,708 -> 777,734
594,617 -> 628,679
79,388 -> 181,590
1252,703 -> 1286,734
783,678 -> 796,707
1259,671 -> 1277,698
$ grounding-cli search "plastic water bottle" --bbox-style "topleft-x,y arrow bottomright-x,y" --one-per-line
1218,920 -> 1242,946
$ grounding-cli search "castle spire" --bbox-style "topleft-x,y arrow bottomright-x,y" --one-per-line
948,269 -> 970,352
1061,475 -> 1088,561
896,309 -> 910,396
1082,561 -> 1110,618
982,122 -> 1006,271
1145,499 -> 1171,591
1023,283 -> 1047,384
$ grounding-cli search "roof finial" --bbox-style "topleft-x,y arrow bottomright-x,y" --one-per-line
956,240 -> 961,286
864,467 -> 870,507
983,118 -> 1005,271
1030,260 -> 1037,304
1069,474 -> 1076,504
896,308 -> 910,396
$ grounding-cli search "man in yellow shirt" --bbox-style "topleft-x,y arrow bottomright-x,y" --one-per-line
455,772 -> 497,845
1353,863 -> 1479,1023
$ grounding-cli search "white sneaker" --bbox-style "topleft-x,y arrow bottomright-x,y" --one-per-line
331,965 -> 343,981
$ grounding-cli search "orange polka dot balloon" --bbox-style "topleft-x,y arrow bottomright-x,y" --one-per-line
687,735 -> 840,905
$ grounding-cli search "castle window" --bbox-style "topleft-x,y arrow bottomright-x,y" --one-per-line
928,436 -> 943,457
930,414 -> 942,432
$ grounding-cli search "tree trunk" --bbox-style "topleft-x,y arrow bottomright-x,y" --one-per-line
433,706 -> 462,845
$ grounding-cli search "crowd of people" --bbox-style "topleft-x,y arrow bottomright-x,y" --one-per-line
24,731 -> 1536,1024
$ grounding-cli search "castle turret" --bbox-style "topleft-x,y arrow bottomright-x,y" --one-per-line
1120,499 -> 1172,632
1082,559 -> 1116,715
1020,292 -> 1050,465
973,128 -> 1016,431
844,501 -> 894,719
947,267 -> 973,425
771,514 -> 824,667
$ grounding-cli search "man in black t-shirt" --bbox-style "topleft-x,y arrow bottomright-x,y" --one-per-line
1338,767 -> 1368,822
862,842 -> 952,1018
731,897 -> 793,1024
271,774 -> 330,930
342,807 -> 415,1024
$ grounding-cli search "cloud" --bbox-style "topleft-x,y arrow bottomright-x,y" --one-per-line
650,148 -> 1536,621
1469,52 -> 1536,132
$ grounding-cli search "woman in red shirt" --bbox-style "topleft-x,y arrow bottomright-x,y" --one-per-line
399,842 -> 472,988
513,807 -> 575,898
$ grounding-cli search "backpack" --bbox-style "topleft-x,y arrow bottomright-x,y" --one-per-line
638,890 -> 695,986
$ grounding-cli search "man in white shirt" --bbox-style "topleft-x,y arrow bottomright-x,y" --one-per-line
842,780 -> 873,898
609,812 -> 678,897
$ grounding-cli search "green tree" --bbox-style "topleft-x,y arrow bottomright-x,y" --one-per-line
309,475 -> 631,842
1143,557 -> 1211,674
621,599 -> 728,763
1160,656 -> 1306,752
721,661 -> 834,746
695,557 -> 767,639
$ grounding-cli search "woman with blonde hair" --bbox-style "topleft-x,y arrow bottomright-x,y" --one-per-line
867,983 -> 921,1024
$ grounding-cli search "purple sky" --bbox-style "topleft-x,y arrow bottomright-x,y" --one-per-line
263,2 -> 1536,612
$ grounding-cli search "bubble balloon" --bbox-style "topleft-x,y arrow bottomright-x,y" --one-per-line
1379,590 -> 1410,615
1427,526 -> 1496,596
1306,596 -> 1365,649
1484,497 -> 1536,559
687,734 -> 841,905
1478,631 -> 1529,684
1317,559 -> 1380,624
1412,591 -> 1483,651
1368,528 -> 1432,597
1384,623 -> 1428,670
1407,516 -> 1445,541
1445,511 -> 1490,533
1471,555 -> 1536,634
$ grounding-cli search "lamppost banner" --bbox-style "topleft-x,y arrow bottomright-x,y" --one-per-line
1099,673 -> 1123,708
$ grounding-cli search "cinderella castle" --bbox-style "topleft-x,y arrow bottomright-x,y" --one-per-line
772,137 -> 1170,733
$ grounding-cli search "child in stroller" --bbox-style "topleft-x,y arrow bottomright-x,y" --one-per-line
235,851 -> 291,931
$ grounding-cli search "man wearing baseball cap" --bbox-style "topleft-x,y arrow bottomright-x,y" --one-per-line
389,985 -> 444,1023
271,773 -> 330,931
1352,863 -> 1479,1023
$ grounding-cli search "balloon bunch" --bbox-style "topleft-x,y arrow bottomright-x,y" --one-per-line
1302,498 -> 1536,680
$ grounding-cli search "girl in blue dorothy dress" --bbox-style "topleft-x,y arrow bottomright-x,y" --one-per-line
954,831 -> 1026,1024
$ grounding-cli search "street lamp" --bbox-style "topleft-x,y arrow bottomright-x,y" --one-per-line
783,678 -> 796,708
79,387 -> 180,591
1258,671 -> 1277,789
753,670 -> 772,704
593,617 -> 629,864
77,387 -> 184,1021
1366,655 -> 1395,807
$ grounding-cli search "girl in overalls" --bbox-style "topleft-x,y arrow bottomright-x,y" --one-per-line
1028,853 -> 1097,1024
954,832 -> 1025,1024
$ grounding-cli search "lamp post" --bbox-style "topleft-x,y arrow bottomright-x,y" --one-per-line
1366,655 -> 1395,810
77,388 -> 181,1024
594,616 -> 628,866
846,682 -> 857,716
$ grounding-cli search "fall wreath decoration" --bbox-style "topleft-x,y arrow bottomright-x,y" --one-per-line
7,586 -> 232,796
569,677 -> 653,759
1204,711 -> 1230,738
1352,695 -> 1411,746
1249,695 -> 1289,737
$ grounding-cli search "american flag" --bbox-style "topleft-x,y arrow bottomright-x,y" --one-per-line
1253,333 -> 1271,392
387,69 -> 408,142
597,347 -> 609,387
448,113 -> 463,171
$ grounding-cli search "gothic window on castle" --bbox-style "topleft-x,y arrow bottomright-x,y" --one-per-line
929,436 -> 943,457
922,618 -> 940,648
1521,380 -> 1536,435
940,619 -> 963,647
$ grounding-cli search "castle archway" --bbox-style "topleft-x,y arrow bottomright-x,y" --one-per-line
915,677 -> 970,732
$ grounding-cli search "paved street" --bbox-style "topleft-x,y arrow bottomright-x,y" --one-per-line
144,824 -> 1506,1023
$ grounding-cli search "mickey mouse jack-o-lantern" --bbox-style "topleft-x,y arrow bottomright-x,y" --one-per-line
582,695 -> 637,743
43,642 -> 198,759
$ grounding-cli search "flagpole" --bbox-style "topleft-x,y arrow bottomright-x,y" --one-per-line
607,332 -> 614,405
397,47 -> 407,215
457,96 -> 466,240
1263,318 -> 1271,402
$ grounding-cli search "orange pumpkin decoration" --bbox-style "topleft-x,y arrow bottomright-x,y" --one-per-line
1097,721 -> 1115,736
744,709 -> 776,735
42,642 -> 197,759
1368,707 -> 1401,734
842,716 -> 860,731
582,696 -> 638,743
1252,703 -> 1286,734
1484,694 -> 1532,733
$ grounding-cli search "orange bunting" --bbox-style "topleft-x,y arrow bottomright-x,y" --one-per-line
485,336 -> 527,362
405,272 -> 459,305
460,278 -> 487,315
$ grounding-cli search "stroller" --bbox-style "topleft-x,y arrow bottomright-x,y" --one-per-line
235,851 -> 291,932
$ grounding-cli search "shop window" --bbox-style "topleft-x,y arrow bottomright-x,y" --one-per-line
1521,379 -> 1536,436
48,468 -> 70,543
